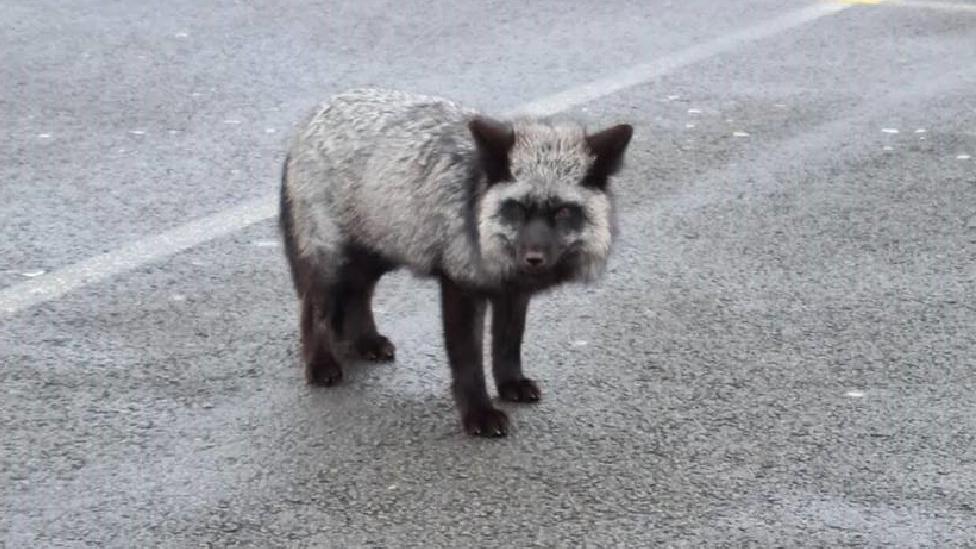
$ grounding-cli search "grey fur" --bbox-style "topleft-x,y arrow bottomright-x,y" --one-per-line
280,88 -> 632,435
283,88 -> 623,288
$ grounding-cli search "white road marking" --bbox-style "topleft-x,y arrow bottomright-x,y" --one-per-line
1,198 -> 275,314
0,2 -> 851,316
885,0 -> 976,13
515,2 -> 848,116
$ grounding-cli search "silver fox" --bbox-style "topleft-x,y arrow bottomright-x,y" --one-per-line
280,88 -> 632,437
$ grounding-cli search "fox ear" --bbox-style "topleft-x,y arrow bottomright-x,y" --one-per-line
469,116 -> 515,184
583,124 -> 633,189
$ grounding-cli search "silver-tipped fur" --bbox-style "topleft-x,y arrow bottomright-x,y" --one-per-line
282,88 -> 622,289
279,88 -> 632,437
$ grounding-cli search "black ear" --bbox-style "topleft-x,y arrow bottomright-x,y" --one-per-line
583,124 -> 633,189
469,116 -> 515,184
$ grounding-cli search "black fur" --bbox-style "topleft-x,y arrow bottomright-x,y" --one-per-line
469,117 -> 515,185
284,150 -> 582,431
462,161 -> 483,261
279,154 -> 303,296
280,154 -> 340,383
281,156 -> 397,384
583,124 -> 633,190
440,276 -> 509,437
491,292 -> 540,403
281,93 -> 632,438
331,244 -> 394,339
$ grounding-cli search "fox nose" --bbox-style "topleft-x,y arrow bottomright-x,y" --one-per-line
523,251 -> 546,268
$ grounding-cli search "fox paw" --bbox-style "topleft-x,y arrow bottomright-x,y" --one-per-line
306,353 -> 343,386
462,406 -> 510,437
353,333 -> 396,362
498,378 -> 541,403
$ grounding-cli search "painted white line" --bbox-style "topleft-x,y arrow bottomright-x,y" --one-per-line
0,2 -> 849,316
885,0 -> 976,13
514,2 -> 848,116
0,198 -> 275,314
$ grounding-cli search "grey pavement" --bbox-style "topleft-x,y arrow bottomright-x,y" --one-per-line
2,0 -> 975,546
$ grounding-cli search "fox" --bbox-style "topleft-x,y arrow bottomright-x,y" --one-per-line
279,88 -> 632,437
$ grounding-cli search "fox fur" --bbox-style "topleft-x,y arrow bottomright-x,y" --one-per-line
280,88 -> 632,437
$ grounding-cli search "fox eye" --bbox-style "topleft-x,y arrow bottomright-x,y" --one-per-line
552,204 -> 582,227
500,200 -> 526,222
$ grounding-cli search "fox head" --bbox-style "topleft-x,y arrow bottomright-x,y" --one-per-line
469,116 -> 632,288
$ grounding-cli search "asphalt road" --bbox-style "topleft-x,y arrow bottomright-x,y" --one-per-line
2,0 -> 975,546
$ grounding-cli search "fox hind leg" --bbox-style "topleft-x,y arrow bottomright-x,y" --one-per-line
280,159 -> 344,385
334,246 -> 396,363
298,273 -> 343,386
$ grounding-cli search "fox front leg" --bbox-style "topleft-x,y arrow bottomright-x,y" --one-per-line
440,277 -> 509,437
491,291 -> 541,403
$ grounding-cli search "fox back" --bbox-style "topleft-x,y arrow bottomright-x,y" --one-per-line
283,88 -> 632,291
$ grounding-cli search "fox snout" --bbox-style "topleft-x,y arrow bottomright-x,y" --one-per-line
518,248 -> 550,273
522,249 -> 546,267
516,219 -> 556,273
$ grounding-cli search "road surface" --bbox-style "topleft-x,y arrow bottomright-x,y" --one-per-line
2,0 -> 975,546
